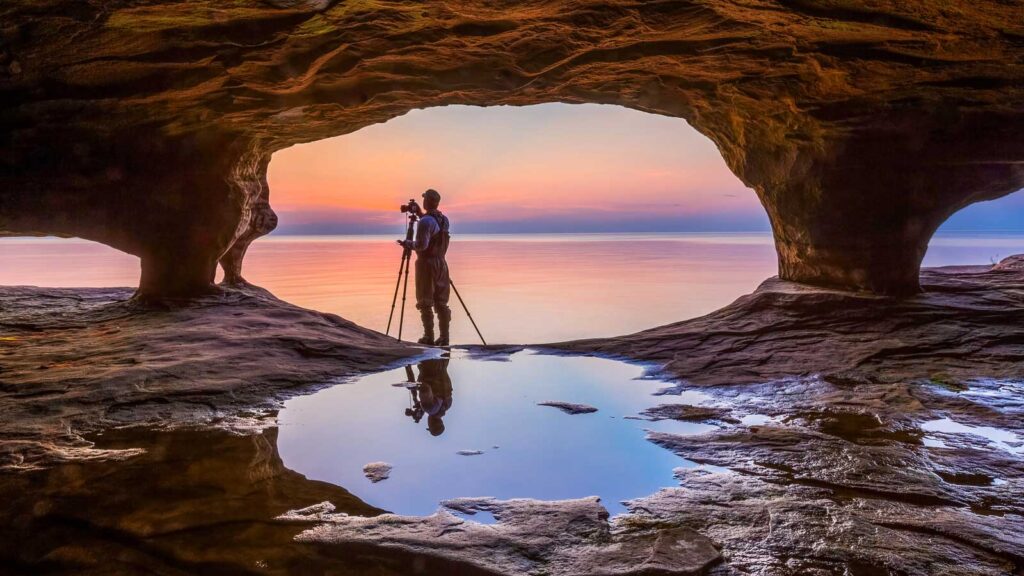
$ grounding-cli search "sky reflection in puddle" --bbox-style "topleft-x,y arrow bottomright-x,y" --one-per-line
278,350 -> 713,516
921,417 -> 1023,455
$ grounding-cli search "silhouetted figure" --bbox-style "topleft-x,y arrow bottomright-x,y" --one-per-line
400,189 -> 451,346
403,358 -> 453,436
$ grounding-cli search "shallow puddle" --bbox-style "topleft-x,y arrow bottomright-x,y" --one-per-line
278,350 -> 716,516
922,417 -> 1023,454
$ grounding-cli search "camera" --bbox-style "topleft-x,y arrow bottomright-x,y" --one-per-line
399,199 -> 420,215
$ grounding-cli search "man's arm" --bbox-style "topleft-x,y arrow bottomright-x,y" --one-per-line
405,216 -> 439,251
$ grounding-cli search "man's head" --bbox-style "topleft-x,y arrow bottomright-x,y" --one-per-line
427,415 -> 445,436
422,189 -> 441,211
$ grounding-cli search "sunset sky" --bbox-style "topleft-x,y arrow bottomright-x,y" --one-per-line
268,103 -> 1024,235
268,103 -> 769,234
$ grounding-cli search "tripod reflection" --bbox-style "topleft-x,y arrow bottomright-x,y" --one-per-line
403,358 -> 453,436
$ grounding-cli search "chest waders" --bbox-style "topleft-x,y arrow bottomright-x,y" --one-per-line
387,211 -> 486,346
415,213 -> 451,345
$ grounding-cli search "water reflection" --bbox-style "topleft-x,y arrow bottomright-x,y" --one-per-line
278,350 -> 717,517
403,359 -> 455,436
922,417 -> 1023,455
4,234 -> 1024,343
0,428 -> 404,576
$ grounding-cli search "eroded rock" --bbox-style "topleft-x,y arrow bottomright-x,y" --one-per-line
4,2 -> 1024,295
362,462 -> 392,483
627,471 -> 1023,576
538,401 -> 599,415
559,256 -> 1024,386
286,496 -> 721,576
0,284 -> 417,470
640,404 -> 738,424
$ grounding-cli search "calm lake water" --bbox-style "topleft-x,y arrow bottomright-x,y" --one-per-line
278,349 -> 717,517
2,232 -> 1024,343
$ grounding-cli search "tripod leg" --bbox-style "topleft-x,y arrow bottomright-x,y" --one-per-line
398,250 -> 413,342
450,279 -> 487,346
386,249 -> 409,336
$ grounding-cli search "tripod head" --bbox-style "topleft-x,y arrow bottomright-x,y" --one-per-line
398,212 -> 417,245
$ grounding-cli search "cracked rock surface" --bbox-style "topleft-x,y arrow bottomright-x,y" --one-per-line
283,496 -> 722,576
1,261 -> 1023,574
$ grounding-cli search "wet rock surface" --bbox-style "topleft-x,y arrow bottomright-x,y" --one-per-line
627,470 -> 1023,576
559,256 -> 1024,387
272,366 -> 1024,575
640,404 -> 738,424
2,261 -> 1023,574
0,428 -> 390,576
538,401 -> 600,415
362,462 -> 392,483
283,496 -> 721,576
0,284 -> 417,470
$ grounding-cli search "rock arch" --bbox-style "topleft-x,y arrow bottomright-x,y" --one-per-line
2,0 -> 1022,297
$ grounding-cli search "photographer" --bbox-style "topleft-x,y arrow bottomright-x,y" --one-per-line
399,189 -> 451,346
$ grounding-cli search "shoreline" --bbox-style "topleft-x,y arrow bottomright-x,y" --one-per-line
3,257 -> 1024,470
1,259 -> 1022,574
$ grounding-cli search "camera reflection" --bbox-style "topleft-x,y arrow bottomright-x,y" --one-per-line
403,357 -> 453,436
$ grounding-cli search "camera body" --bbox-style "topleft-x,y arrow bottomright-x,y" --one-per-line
399,199 -> 421,215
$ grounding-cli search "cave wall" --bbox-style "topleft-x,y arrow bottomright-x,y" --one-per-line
2,0 -> 1023,297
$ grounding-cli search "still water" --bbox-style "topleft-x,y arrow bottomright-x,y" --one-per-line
278,349 -> 716,516
2,232 -> 1024,343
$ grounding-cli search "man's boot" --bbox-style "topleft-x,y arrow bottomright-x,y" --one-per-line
434,305 -> 451,347
418,308 -> 435,345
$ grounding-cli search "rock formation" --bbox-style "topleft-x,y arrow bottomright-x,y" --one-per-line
280,496 -> 723,576
0,283 -> 417,470
0,427 -> 389,574
559,255 -> 1024,386
538,401 -> 600,414
2,1 -> 1023,296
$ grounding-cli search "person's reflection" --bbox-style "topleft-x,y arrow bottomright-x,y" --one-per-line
403,358 -> 453,436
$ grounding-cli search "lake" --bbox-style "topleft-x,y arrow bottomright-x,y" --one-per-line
2,232 -> 1023,343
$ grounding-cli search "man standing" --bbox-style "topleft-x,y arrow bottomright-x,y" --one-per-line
401,189 -> 451,346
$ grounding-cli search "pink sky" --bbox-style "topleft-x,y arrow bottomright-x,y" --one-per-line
267,103 -> 769,234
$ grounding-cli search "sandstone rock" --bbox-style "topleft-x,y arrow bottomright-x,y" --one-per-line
538,401 -> 599,415
640,404 -> 738,424
627,472 -> 1022,576
3,2 -> 1024,296
0,427 -> 385,575
0,284 -> 417,470
362,462 -> 392,483
558,257 -> 1024,386
289,496 -> 722,576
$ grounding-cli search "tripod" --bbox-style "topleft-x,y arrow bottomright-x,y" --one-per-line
385,214 -> 488,346
386,213 -> 417,341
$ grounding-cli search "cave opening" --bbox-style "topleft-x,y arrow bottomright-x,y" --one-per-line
926,189 -> 1024,267
254,103 -> 775,342
2,104 -> 1023,342
0,236 -> 140,289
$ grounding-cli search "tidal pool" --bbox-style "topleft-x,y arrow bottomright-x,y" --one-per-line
922,417 -> 1024,455
277,350 -> 717,516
